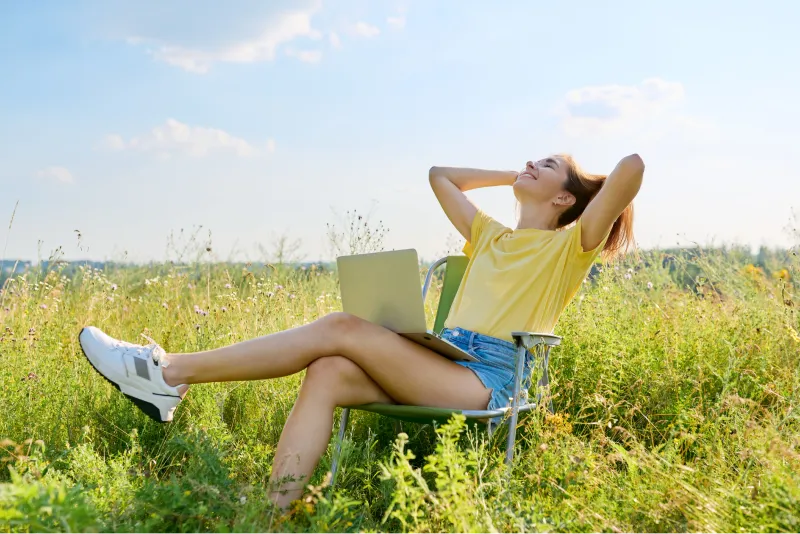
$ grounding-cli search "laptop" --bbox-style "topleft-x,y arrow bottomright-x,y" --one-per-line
336,249 -> 478,362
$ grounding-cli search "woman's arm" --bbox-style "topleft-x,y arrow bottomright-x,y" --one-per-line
429,167 -> 517,241
580,154 -> 645,252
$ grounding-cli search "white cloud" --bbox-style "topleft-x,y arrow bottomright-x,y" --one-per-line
387,16 -> 406,29
556,78 -> 716,140
350,21 -> 380,38
36,166 -> 74,184
100,134 -> 125,151
104,119 -> 263,158
266,139 -> 276,153
131,7 -> 322,73
329,32 -> 341,48
285,48 -> 322,63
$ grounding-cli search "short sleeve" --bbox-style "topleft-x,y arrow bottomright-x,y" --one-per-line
564,218 -> 609,272
462,209 -> 503,258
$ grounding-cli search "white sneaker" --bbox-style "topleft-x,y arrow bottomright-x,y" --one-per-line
79,326 -> 186,422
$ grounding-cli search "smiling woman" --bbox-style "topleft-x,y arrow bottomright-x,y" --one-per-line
77,151 -> 644,510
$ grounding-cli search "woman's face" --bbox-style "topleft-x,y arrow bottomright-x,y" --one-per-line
512,156 -> 570,203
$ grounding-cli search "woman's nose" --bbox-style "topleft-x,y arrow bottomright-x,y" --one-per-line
527,161 -> 537,170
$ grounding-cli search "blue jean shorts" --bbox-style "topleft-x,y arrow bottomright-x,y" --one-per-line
441,326 -> 534,412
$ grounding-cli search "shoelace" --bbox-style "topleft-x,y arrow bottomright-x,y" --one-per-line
110,335 -> 167,368
140,333 -> 168,367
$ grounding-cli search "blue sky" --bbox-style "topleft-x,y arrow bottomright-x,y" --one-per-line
2,0 -> 799,263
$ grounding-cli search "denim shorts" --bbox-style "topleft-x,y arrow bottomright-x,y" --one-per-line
441,326 -> 534,413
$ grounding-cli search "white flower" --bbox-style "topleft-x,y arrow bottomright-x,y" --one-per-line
646,282 -> 653,290
224,283 -> 232,289
624,273 -> 632,280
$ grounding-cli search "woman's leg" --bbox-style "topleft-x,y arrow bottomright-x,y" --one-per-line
268,356 -> 393,509
162,312 -> 491,410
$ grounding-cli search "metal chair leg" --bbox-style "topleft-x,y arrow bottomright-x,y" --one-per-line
329,408 -> 350,488
537,351 -> 555,414
505,341 -> 527,467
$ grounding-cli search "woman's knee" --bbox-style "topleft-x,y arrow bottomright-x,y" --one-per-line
303,355 -> 360,391
315,312 -> 370,353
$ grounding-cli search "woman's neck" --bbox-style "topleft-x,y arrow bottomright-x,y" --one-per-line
515,202 -> 561,231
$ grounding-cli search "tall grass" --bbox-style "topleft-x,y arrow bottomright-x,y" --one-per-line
1,240 -> 798,532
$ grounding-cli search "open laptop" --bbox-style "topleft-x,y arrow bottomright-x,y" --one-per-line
336,249 -> 478,362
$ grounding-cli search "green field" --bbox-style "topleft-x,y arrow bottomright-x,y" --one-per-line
1,243 -> 799,532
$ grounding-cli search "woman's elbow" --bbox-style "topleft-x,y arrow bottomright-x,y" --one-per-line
429,166 -> 448,185
624,153 -> 645,173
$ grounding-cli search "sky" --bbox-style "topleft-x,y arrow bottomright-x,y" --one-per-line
1,0 -> 799,264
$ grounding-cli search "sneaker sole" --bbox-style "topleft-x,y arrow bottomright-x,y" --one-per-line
79,327 -> 177,423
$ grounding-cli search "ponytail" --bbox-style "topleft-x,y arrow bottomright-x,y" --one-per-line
556,154 -> 635,259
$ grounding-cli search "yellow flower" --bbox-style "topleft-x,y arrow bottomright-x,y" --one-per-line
773,269 -> 791,281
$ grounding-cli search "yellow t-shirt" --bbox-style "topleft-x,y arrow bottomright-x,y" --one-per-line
443,209 -> 608,342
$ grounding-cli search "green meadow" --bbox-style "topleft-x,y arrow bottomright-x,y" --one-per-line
1,225 -> 799,532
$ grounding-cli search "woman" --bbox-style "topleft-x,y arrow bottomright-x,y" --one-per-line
79,153 -> 644,508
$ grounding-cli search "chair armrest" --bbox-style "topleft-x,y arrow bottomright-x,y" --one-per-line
422,257 -> 448,302
511,332 -> 561,349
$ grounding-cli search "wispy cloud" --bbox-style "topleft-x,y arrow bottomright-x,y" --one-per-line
35,166 -> 74,184
102,119 -> 270,158
556,78 -> 716,140
285,48 -> 322,63
130,7 -> 322,73
350,21 -> 380,38
387,16 -> 406,29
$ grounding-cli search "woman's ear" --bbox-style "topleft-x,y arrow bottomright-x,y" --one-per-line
553,192 -> 576,207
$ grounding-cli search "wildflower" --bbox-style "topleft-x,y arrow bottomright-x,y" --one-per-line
187,283 -> 194,289
107,296 -> 114,302
624,273 -> 632,280
162,302 -> 169,309
240,496 -> 247,505
266,292 -> 274,298
224,283 -> 232,289
646,282 -> 653,290
111,283 -> 118,291
40,304 -> 47,309
276,284 -> 284,290
221,306 -> 228,313
289,294 -> 296,299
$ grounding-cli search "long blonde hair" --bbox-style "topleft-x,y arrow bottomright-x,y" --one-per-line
556,154 -> 634,259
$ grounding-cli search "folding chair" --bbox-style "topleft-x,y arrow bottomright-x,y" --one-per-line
328,256 -> 560,487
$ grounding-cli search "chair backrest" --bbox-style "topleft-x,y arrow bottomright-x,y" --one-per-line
432,255 -> 469,334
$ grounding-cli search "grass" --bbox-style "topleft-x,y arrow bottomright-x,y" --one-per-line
1,244 -> 799,532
